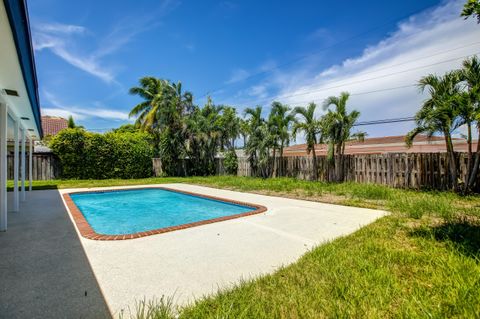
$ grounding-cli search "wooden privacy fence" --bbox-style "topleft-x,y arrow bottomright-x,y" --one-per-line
16,152 -> 474,189
7,153 -> 60,180
156,152 -> 474,190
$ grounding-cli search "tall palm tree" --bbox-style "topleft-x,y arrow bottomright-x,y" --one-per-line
268,102 -> 294,176
460,56 -> 480,189
184,98 -> 223,175
218,106 -> 240,150
244,106 -> 271,177
292,102 -> 322,180
406,71 -> 463,190
322,92 -> 360,182
129,77 -> 193,175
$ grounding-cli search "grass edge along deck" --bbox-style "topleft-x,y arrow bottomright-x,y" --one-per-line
63,186 -> 267,241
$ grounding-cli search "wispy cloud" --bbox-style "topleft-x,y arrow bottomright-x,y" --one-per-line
32,22 -> 117,83
34,22 -> 86,34
304,27 -> 332,44
31,0 -> 178,83
226,68 -> 250,84
225,0 -> 480,137
42,90 -> 129,121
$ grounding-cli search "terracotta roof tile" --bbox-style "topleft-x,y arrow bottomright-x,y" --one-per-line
283,135 -> 477,156
41,116 -> 68,136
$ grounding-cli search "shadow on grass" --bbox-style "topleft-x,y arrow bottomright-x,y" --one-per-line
411,217 -> 480,259
7,184 -> 59,192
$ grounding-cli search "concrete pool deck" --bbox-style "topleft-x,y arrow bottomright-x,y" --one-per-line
1,184 -> 387,318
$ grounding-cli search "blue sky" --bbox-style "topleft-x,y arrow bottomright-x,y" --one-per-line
30,0 -> 480,138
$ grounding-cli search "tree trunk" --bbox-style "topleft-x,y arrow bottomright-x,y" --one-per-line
444,132 -> 458,190
335,143 -> 343,182
468,126 -> 480,189
311,145 -> 318,181
271,147 -> 277,177
279,142 -> 284,177
464,122 -> 473,193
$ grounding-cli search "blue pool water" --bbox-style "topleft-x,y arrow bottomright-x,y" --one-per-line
70,188 -> 255,235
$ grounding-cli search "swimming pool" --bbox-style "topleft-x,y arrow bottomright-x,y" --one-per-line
64,187 -> 266,240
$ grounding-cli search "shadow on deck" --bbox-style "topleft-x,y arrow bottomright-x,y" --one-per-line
0,190 -> 111,318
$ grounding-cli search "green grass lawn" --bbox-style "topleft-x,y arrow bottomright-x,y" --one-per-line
11,176 -> 480,318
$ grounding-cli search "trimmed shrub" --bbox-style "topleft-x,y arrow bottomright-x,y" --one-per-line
224,149 -> 238,175
49,129 -> 154,179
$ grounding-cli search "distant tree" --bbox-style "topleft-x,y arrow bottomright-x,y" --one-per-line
113,123 -> 138,133
218,106 -> 240,150
268,102 -> 294,176
67,115 -> 76,128
184,98 -> 223,175
292,103 -> 322,180
239,118 -> 250,147
244,106 -> 272,177
322,92 -> 360,182
129,77 -> 193,175
223,148 -> 238,175
461,0 -> 480,23
459,56 -> 480,190
406,72 -> 463,190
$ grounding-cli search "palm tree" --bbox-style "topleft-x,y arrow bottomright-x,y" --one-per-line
218,106 -> 240,150
461,0 -> 480,23
239,118 -> 250,148
406,71 -> 463,190
244,106 -> 272,177
268,102 -> 294,176
460,56 -> 480,189
322,92 -> 360,182
129,77 -> 193,175
292,102 -> 322,180
184,98 -> 223,175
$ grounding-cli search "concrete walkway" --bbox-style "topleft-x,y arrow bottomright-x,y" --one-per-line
0,190 -> 110,319
59,183 -> 387,317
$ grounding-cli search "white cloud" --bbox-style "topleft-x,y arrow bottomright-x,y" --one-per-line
32,23 -> 117,83
248,84 -> 268,99
34,22 -> 86,34
226,68 -> 250,84
229,0 -> 480,137
31,0 -> 178,83
41,108 -> 85,120
42,91 -> 129,121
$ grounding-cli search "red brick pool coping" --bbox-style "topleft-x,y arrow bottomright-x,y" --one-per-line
63,186 -> 267,241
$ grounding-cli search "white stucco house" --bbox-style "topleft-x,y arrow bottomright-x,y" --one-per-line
0,0 -> 43,231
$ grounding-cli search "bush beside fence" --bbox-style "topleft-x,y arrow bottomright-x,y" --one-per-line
48,128 -> 155,179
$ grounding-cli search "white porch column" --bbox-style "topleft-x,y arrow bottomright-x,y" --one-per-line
13,119 -> 19,212
29,136 -> 33,191
21,127 -> 26,201
0,103 -> 8,231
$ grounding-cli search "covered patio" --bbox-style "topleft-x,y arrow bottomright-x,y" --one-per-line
0,0 -> 42,232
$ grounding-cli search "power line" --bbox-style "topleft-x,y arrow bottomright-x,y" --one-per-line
276,84 -> 417,106
199,2 -> 439,99
354,117 -> 415,126
236,51 -> 480,107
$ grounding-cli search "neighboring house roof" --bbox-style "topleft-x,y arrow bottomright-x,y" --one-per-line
41,116 -> 68,136
3,0 -> 43,137
33,141 -> 51,153
283,135 -> 479,156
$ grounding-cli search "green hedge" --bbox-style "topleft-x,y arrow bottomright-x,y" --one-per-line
49,128 -> 154,179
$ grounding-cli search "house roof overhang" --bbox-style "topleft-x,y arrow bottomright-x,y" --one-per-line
1,0 -> 42,139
